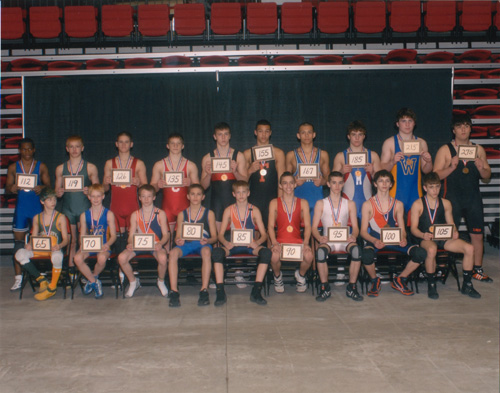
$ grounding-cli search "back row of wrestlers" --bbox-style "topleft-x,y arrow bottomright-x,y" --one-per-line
7,107 -> 491,305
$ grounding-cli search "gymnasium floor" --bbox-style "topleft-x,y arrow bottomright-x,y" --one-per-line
0,245 -> 498,393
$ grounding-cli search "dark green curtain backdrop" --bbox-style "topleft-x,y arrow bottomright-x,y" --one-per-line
24,69 -> 452,188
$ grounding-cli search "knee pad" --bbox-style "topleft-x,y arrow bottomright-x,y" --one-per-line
51,251 -> 63,269
257,247 -> 272,265
15,248 -> 31,265
361,248 -> 375,265
212,247 -> 226,264
409,246 -> 426,264
349,245 -> 362,262
316,246 -> 329,263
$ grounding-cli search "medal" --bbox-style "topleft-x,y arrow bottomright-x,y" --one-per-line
118,155 -> 133,188
463,167 -> 469,174
90,206 -> 105,235
328,196 -> 343,227
234,204 -> 250,229
429,225 -> 434,233
287,225 -> 294,233
355,170 -> 361,177
20,160 -> 35,192
424,196 -> 438,235
260,169 -> 267,176
282,197 -> 296,234
375,195 -> 393,226
221,174 -> 228,181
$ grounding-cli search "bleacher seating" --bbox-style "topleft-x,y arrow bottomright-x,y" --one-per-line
137,4 -> 170,38
353,0 -> 387,38
64,6 -> 98,39
1,7 -> 25,40
101,5 -> 134,38
246,2 -> 278,36
317,1 -> 350,36
280,3 -> 313,35
210,3 -> 242,36
173,4 -> 206,37
29,6 -> 61,40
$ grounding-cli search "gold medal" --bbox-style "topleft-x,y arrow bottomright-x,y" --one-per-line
462,167 -> 469,174
260,169 -> 267,176
287,225 -> 294,233
429,226 -> 434,234
121,185 -> 127,189
355,170 -> 361,177
221,174 -> 228,181
335,223 -> 341,227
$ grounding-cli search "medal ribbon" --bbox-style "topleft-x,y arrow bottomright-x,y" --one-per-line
90,206 -> 105,235
282,198 -> 296,225
140,207 -> 156,234
234,204 -> 250,229
118,155 -> 132,169
42,210 -> 56,237
216,147 -> 231,158
188,207 -> 203,223
424,196 -> 438,226
68,159 -> 84,176
20,160 -> 35,175
299,147 -> 316,164
167,156 -> 184,172
328,196 -> 342,226
375,195 -> 393,224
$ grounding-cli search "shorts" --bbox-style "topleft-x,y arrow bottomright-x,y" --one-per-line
365,242 -> 410,255
448,193 -> 484,235
175,240 -> 212,257
13,202 -> 41,232
325,241 -> 350,253
113,211 -> 132,230
62,209 -> 81,226
229,246 -> 254,256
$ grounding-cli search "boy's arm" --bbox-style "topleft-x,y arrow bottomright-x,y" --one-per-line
174,213 -> 185,245
370,152 -> 382,174
127,212 -> 137,245
251,207 -> 268,247
157,210 -> 170,249
332,152 -> 345,173
419,139 -> 433,174
234,151 -> 248,181
206,210 -> 218,245
475,145 -> 492,180
58,215 -> 69,250
105,211 -> 117,249
380,137 -> 398,172
347,200 -> 359,240
218,207 -> 231,247
360,201 -> 376,243
443,199 -> 460,239
433,145 -> 456,180
267,199 -> 278,246
200,153 -> 212,189
301,200 -> 311,246
317,150 -> 330,186
285,150 -> 296,173
394,201 -> 407,246
150,160 -> 163,192
55,164 -> 64,197
275,148 -> 286,197
6,163 -> 18,194
311,199 -> 325,243
102,159 -> 113,192
187,160 -> 200,186
36,163 -> 51,194
134,159 -> 148,187
88,163 -> 100,185
410,199 -> 428,240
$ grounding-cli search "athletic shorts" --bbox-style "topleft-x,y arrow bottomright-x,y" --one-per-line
175,240 -> 212,257
229,246 -> 254,256
12,203 -> 41,232
449,194 -> 484,235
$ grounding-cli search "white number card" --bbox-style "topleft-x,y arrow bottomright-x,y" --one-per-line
133,234 -> 155,251
31,236 -> 52,252
211,158 -> 231,173
181,223 -> 204,241
280,243 -> 303,262
402,141 -> 421,155
433,224 -> 453,240
347,152 -> 367,167
327,227 -> 349,243
81,235 -> 103,252
231,229 -> 253,246
380,228 -> 402,245
111,169 -> 131,186
63,175 -> 84,192
457,145 -> 478,161
164,171 -> 184,187
16,174 -> 37,190
252,145 -> 275,161
298,164 -> 319,180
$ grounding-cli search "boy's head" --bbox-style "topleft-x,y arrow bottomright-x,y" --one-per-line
395,108 -> 417,132
18,138 -> 35,159
167,133 -> 185,152
232,180 -> 249,192
88,183 -> 105,196
214,122 -> 231,135
213,122 -> 231,145
188,183 -> 205,195
18,138 -> 35,149
138,184 -> 156,198
346,120 -> 367,137
327,171 -> 344,192
255,119 -> 271,130
116,132 -> 133,152
423,172 -> 441,187
373,169 -> 394,188
40,187 -> 57,202
328,171 -> 344,183
116,132 -> 133,142
88,184 -> 105,204
254,119 -> 272,143
66,135 -> 84,156
187,183 -> 206,204
451,113 -> 472,130
167,133 -> 185,145
66,135 -> 84,147
232,180 -> 250,200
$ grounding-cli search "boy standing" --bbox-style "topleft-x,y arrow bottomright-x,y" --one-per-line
212,181 -> 272,306
55,136 -> 99,268
360,170 -> 427,297
7,138 -> 50,291
433,114 -> 492,282
312,172 -> 363,302
15,188 -> 69,300
410,172 -> 480,299
168,184 -> 218,307
268,172 -> 314,293
73,184 -> 117,299
117,185 -> 170,298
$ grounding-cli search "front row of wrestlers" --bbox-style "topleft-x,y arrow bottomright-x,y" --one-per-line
16,169 -> 481,305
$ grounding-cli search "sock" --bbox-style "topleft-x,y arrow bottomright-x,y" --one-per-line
427,273 -> 436,284
216,283 -> 224,291
463,270 -> 473,283
23,262 -> 41,278
49,268 -> 62,290
473,265 -> 483,273
347,283 -> 354,290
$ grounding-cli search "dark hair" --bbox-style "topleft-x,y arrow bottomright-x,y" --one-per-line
232,180 -> 249,192
373,169 -> 394,184
328,171 -> 344,182
255,119 -> 271,129
18,138 -> 35,149
138,184 -> 156,197
40,187 -> 56,201
280,171 -> 295,184
116,132 -> 133,141
214,122 -> 231,134
423,172 -> 441,186
396,107 -> 417,123
298,122 -> 314,131
451,113 -> 472,129
188,183 -> 205,194
167,133 -> 185,144
346,120 -> 367,136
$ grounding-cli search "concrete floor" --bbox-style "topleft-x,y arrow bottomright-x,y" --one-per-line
0,245 -> 498,393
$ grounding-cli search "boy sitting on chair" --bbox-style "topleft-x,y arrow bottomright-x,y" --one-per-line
15,188 -> 69,301
212,181 -> 272,306
118,185 -> 170,298
168,184 -> 217,308
73,184 -> 117,299
312,171 -> 363,302
268,172 -> 314,293
410,172 -> 480,299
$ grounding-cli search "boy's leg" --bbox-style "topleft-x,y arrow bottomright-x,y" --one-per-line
68,224 -> 78,268
211,247 -> 227,285
154,249 -> 168,297
168,248 -> 182,293
444,239 -> 480,298
420,240 -> 438,300
346,243 -> 363,301
11,231 -> 26,290
74,252 -> 95,282
270,248 -> 284,293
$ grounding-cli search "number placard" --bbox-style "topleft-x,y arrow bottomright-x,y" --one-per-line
133,234 -> 155,251
280,243 -> 304,262
347,152 -> 367,167
231,229 -> 253,246
402,141 -> 421,155
31,236 -> 52,252
63,175 -> 84,192
380,228 -> 402,245
298,164 -> 319,180
433,224 -> 453,240
16,174 -> 37,190
164,171 -> 184,187
252,145 -> 275,161
457,145 -> 478,161
181,223 -> 204,241
111,169 -> 131,186
81,235 -> 103,252
327,227 -> 349,243
211,158 -> 231,173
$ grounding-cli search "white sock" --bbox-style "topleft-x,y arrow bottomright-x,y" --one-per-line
157,279 -> 168,297
125,280 -> 137,298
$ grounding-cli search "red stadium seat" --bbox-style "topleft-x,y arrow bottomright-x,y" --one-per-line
123,58 -> 157,69
64,6 -> 97,38
10,58 -> 44,71
138,4 -> 170,37
470,126 -> 488,138
7,118 -> 22,128
457,49 -> 491,63
353,1 -> 386,34
237,56 -> 268,66
484,147 -> 500,159
388,1 -> 421,33
86,59 -> 119,70
384,49 -> 417,64
47,61 -> 82,71
200,56 -> 230,67
495,2 -> 500,30
273,55 -> 305,66
420,51 -> 455,64
424,1 -> 457,33
173,4 -> 206,36
3,95 -> 22,109
211,3 -> 242,35
101,5 -> 133,38
29,6 -> 62,39
472,105 -> 500,118
454,69 -> 483,79
161,56 -> 192,68
457,89 -> 498,100
246,3 -> 278,35
317,1 -> 350,35
310,55 -> 343,65
348,53 -> 382,64
1,78 -> 22,89
459,1 -> 493,32
1,7 -> 25,40
281,3 -> 313,35
482,69 -> 500,79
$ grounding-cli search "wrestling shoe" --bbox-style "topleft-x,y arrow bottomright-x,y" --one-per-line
198,289 -> 210,306
472,268 -> 493,282
346,284 -> 363,301
461,282 -> 481,299
93,279 -> 103,299
295,269 -> 307,293
10,275 -> 23,291
427,282 -> 439,300
273,272 -> 284,293
214,287 -> 227,307
169,291 -> 181,307
250,286 -> 267,305
315,283 -> 331,302
391,276 -> 414,296
34,287 -> 56,301
83,281 -> 93,295
367,277 -> 381,297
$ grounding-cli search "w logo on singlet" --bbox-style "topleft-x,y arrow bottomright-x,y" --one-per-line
400,157 -> 418,176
